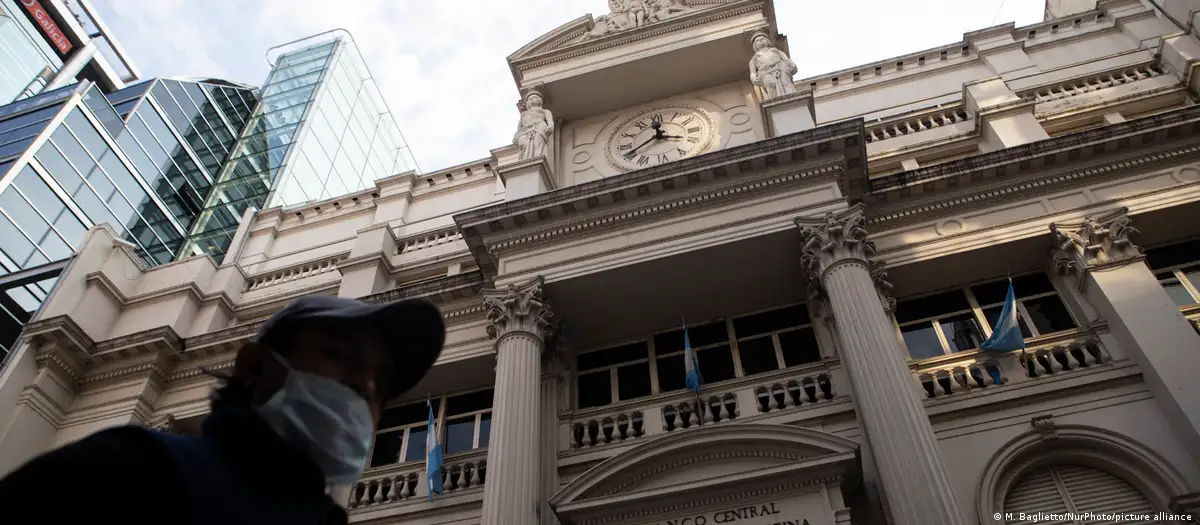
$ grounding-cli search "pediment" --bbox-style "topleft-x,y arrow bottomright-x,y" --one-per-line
549,424 -> 860,525
507,1 -> 766,75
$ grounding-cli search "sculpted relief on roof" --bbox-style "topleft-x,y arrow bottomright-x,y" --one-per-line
508,0 -> 750,66
588,0 -> 696,39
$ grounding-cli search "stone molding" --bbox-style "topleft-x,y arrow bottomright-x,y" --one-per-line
492,162 -> 841,257
975,423 -> 1191,524
869,143 -> 1200,230
508,1 -> 762,75
483,276 -> 554,343
867,105 -> 1200,216
794,204 -> 893,310
1050,207 -> 1143,290
549,424 -> 858,525
456,119 -> 864,276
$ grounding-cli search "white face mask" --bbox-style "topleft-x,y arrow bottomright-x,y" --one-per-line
256,353 -> 375,485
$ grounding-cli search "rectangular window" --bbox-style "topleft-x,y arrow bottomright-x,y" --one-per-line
1146,239 -> 1200,307
368,389 -> 494,470
575,302 -> 823,409
895,272 -> 1077,360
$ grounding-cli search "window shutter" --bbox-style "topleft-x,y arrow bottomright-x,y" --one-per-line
1004,465 -> 1160,524
1005,467 -> 1069,523
1057,465 -> 1156,522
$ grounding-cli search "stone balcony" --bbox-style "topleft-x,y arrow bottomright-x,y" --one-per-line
348,448 -> 488,513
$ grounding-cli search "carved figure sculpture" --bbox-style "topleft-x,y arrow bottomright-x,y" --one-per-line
588,0 -> 691,38
647,0 -> 692,22
749,33 -> 799,100
513,91 -> 554,160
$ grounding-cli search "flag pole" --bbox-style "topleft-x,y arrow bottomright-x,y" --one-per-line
683,316 -> 704,426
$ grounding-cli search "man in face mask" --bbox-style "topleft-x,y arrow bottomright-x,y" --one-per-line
0,295 -> 445,525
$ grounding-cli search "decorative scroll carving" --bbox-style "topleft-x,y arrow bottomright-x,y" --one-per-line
749,30 -> 798,100
587,0 -> 694,39
484,276 -> 554,341
870,259 -> 897,312
1050,208 -> 1143,290
514,89 -> 554,161
1031,414 -> 1058,441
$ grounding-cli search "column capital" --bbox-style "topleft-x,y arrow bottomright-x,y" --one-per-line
795,204 -> 893,310
484,276 -> 554,343
1050,208 -> 1143,290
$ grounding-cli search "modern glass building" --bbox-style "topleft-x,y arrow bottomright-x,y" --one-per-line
0,77 -> 256,359
181,30 -> 418,260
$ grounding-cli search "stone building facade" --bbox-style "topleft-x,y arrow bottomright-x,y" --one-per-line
2,1 -> 1200,524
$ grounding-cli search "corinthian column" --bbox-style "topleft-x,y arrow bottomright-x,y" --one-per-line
795,205 -> 966,525
480,277 -> 554,525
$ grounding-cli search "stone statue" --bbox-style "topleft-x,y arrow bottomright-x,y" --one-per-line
647,0 -> 692,22
749,33 -> 799,100
513,91 -> 554,160
588,0 -> 692,38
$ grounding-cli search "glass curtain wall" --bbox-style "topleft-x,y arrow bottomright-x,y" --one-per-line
180,41 -> 337,259
181,31 -> 418,261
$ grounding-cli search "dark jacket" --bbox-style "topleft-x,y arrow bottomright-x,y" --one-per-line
0,405 -> 348,525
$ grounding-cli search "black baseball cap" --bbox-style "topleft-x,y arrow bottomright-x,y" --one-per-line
254,295 -> 445,400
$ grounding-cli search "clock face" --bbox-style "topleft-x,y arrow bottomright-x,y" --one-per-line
606,105 -> 717,171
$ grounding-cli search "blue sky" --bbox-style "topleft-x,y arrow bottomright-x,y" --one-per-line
93,0 -> 1044,173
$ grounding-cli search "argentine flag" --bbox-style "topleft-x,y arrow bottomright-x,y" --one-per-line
981,279 -> 1026,352
683,323 -> 703,393
426,399 -> 444,501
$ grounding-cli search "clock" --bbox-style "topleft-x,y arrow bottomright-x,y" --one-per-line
605,105 -> 718,171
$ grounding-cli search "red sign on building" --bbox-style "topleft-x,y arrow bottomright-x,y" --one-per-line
19,0 -> 74,55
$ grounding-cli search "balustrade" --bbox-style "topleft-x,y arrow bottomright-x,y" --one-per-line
910,330 -> 1109,400
865,107 -> 970,144
1021,64 -> 1165,104
754,372 -> 835,413
348,451 -> 487,509
569,411 -> 643,449
245,254 -> 347,291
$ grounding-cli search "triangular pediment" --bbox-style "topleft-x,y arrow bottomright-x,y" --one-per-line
507,1 -> 763,70
549,424 -> 860,525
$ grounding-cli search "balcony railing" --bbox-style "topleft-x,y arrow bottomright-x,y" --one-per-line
909,327 -> 1110,400
563,361 -> 845,451
244,253 -> 347,292
348,449 -> 487,510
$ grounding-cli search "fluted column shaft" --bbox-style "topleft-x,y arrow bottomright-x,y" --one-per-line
480,277 -> 553,525
796,206 -> 966,525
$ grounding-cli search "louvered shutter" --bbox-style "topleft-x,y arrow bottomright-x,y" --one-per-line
1058,465 -> 1157,524
1005,467 -> 1069,524
1004,465 -> 1161,524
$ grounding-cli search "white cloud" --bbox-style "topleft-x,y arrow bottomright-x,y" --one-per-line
93,0 -> 1042,173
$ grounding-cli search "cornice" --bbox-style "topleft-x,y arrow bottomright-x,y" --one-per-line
89,325 -> 182,364
21,314 -> 94,354
867,105 -> 1200,223
490,161 -> 842,256
84,270 -> 237,312
456,119 -> 865,275
361,270 -> 487,306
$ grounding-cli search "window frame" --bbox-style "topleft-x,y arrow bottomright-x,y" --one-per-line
366,386 -> 494,470
573,301 -> 822,410
1152,262 -> 1200,306
894,271 -> 1077,360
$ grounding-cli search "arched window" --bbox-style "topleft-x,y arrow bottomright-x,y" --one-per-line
1004,464 -> 1158,524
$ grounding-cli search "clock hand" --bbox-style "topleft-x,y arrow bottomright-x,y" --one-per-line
660,134 -> 684,139
624,134 -> 659,158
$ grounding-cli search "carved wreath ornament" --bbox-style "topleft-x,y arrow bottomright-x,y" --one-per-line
483,278 -> 554,339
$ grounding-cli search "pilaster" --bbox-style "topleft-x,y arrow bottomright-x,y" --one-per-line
337,224 -> 398,298
480,276 -> 554,525
1050,209 -> 1200,461
795,204 -> 967,525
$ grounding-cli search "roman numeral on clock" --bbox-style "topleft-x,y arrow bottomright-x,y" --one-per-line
681,116 -> 695,125
618,143 -> 632,151
677,148 -> 688,156
637,155 -> 649,166
687,126 -> 701,134
687,136 -> 700,143
656,154 -> 669,164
